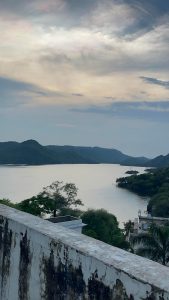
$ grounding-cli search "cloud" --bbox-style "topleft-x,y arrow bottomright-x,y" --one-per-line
1,0 -> 169,158
1,0 -> 169,29
55,122 -> 75,128
0,76 -> 65,108
127,0 -> 169,15
71,101 -> 169,123
140,76 -> 169,89
39,21 -> 169,76
0,0 -> 169,106
0,0 -> 65,16
72,93 -> 84,97
0,0 -> 98,29
0,0 -> 169,38
0,76 -> 91,108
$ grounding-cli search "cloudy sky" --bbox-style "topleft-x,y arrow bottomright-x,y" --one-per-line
0,0 -> 169,157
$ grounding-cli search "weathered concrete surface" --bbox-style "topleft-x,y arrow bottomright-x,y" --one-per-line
0,204 -> 169,300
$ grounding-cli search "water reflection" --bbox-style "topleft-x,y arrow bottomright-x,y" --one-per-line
0,164 -> 148,225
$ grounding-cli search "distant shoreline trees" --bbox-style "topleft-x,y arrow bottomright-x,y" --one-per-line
117,167 -> 169,218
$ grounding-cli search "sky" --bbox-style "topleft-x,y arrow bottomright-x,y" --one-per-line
0,0 -> 169,157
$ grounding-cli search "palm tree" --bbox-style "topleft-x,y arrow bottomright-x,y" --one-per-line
132,223 -> 169,266
123,220 -> 134,237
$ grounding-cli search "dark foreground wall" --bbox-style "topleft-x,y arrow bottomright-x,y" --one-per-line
0,204 -> 169,300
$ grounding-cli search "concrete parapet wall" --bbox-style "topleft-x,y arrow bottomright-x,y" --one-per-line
0,204 -> 169,300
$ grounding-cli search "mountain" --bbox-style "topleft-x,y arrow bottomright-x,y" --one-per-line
0,140 -> 92,165
121,156 -> 150,166
145,154 -> 169,168
0,140 -> 54,165
47,145 -> 149,165
0,139 -> 150,166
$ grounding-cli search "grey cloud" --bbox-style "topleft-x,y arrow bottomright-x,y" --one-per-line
71,101 -> 169,123
83,1 -> 153,37
72,93 -> 84,97
1,0 -> 169,34
2,0 -> 169,15
64,0 -> 98,16
40,44 -> 169,76
0,76 -> 62,107
0,0 -> 96,17
0,77 -> 46,95
105,97 -> 117,100
0,77 -> 36,107
38,0 -> 169,35
126,0 -> 169,16
73,101 -> 169,112
40,53 -> 71,65
1,0 -> 169,95
0,0 -> 98,28
141,77 -> 169,89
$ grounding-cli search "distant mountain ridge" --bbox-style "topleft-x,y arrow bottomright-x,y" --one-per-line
145,154 -> 169,168
47,145 -> 149,165
0,139 -> 151,166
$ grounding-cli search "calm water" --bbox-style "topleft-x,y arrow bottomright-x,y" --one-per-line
0,164 -> 148,225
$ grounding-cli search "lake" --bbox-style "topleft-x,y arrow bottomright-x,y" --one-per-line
0,164 -> 148,225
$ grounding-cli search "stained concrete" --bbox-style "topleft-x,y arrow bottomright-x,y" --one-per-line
0,204 -> 169,300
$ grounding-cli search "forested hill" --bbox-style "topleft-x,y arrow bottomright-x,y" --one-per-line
116,167 -> 169,217
47,145 -> 149,165
0,139 -> 149,166
145,154 -> 169,168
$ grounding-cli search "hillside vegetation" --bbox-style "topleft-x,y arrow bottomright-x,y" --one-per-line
0,139 -> 149,166
145,154 -> 169,168
1,139 -> 169,167
117,167 -> 169,217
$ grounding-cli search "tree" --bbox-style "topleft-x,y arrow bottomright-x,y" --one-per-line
16,196 -> 44,216
117,167 -> 169,218
17,181 -> 83,217
0,199 -> 16,208
147,190 -> 169,217
123,220 -> 134,238
116,167 -> 169,197
132,223 -> 169,265
82,209 -> 129,250
58,207 -> 83,218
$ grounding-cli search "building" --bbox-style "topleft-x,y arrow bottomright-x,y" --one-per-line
133,210 -> 169,234
46,215 -> 86,233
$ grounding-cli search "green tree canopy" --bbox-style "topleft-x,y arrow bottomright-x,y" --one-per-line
147,192 -> 169,217
132,223 -> 169,265
116,167 -> 169,197
82,209 -> 129,250
117,167 -> 169,218
123,220 -> 134,237
15,196 -> 45,216
17,181 -> 83,217
0,198 -> 16,208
